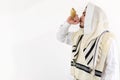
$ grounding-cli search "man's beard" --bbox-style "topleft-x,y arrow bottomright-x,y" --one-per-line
79,25 -> 84,28
79,21 -> 84,28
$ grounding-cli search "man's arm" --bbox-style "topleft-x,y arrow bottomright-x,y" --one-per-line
56,15 -> 80,46
56,21 -> 74,45
101,39 -> 120,80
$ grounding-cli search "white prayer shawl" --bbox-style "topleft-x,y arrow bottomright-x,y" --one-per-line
70,2 -> 114,80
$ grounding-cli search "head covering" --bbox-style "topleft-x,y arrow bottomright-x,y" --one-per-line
84,2 -> 109,36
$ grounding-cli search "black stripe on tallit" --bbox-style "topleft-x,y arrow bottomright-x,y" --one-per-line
72,35 -> 83,52
72,47 -> 77,52
95,70 -> 102,77
71,61 -> 102,77
83,48 -> 86,52
73,45 -> 77,47
71,61 -> 92,73
85,39 -> 97,59
87,56 -> 93,65
83,38 -> 97,52
71,61 -> 76,66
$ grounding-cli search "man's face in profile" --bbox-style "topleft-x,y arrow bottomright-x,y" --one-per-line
79,8 -> 86,28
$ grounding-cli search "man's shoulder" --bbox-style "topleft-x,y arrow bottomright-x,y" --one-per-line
102,31 -> 115,40
101,31 -> 115,50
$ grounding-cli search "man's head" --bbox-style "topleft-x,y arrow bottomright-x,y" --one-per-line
81,3 -> 108,35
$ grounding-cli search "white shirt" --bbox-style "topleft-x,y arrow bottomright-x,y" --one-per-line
56,21 -> 120,80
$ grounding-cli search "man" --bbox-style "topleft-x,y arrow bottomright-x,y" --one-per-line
56,2 -> 119,80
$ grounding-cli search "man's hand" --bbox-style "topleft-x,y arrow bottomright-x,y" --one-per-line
67,14 -> 80,25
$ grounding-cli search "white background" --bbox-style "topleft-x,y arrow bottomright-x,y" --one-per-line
0,0 -> 120,80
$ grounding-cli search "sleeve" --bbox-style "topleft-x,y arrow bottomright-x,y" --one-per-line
56,21 -> 75,46
101,39 -> 120,80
